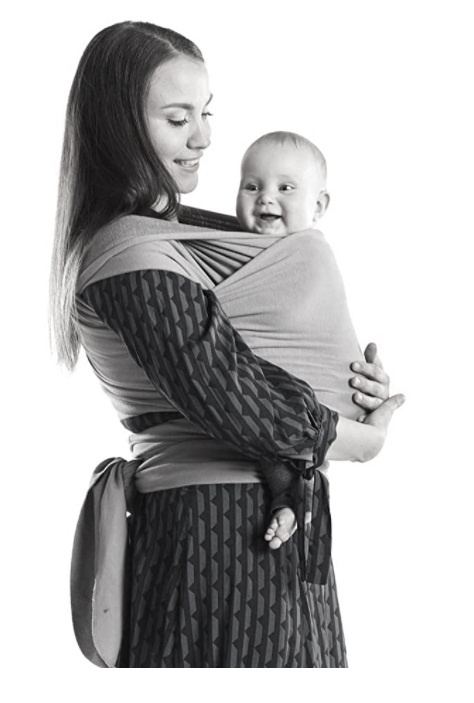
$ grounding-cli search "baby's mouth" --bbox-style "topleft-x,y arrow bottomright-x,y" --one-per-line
258,214 -> 281,222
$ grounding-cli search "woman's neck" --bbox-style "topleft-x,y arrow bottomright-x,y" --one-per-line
149,196 -> 179,222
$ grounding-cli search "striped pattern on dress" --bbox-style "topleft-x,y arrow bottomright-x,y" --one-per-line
123,483 -> 347,668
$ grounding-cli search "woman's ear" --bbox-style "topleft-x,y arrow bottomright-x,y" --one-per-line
313,191 -> 330,223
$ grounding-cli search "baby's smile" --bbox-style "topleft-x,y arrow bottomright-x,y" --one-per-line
258,213 -> 281,221
236,138 -> 329,237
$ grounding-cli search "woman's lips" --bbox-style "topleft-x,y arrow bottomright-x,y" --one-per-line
174,158 -> 200,171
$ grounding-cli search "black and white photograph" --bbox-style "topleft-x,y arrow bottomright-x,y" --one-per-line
3,0 -> 472,697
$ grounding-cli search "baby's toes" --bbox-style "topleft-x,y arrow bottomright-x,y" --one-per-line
275,508 -> 297,544
268,535 -> 283,550
274,526 -> 292,544
264,518 -> 278,541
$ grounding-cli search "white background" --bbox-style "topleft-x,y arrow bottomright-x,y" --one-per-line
2,0 -> 473,699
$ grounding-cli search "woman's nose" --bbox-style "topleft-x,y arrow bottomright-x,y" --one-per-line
188,118 -> 211,150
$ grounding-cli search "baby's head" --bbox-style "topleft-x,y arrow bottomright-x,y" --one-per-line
236,131 -> 329,235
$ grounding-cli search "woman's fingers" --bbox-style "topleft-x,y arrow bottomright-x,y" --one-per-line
352,391 -> 384,411
351,359 -> 390,406
351,361 -> 390,385
381,393 -> 406,415
363,342 -> 380,365
351,342 -> 391,408
351,371 -> 390,405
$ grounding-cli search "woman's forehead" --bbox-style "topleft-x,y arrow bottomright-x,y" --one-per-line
147,56 -> 210,110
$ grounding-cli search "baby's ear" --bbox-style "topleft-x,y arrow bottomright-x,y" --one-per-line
313,191 -> 330,223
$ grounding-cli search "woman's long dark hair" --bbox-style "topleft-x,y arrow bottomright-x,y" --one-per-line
49,21 -> 204,370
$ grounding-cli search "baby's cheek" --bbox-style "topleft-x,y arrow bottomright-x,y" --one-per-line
236,200 -> 254,231
286,208 -> 315,233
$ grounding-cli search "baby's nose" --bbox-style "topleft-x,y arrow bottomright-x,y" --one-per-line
257,191 -> 275,204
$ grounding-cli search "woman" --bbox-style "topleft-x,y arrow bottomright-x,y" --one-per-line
50,21 -> 403,668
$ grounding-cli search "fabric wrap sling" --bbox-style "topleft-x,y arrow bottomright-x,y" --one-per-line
71,210 -> 362,668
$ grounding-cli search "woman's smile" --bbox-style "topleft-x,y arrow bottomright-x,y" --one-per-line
174,157 -> 201,170
146,56 -> 212,195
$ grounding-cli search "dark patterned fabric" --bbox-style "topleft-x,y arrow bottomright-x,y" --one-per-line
178,205 -> 244,231
81,270 -> 337,473
144,204 -> 243,231
121,411 -> 182,433
122,483 -> 347,668
80,267 -> 344,666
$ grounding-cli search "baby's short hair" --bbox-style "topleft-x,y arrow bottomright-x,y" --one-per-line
245,131 -> 327,180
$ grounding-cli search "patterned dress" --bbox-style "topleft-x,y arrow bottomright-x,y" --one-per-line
80,256 -> 347,668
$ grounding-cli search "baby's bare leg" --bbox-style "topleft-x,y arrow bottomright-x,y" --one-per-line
264,507 -> 297,549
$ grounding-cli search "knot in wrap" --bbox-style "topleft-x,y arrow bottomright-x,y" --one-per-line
70,457 -> 141,668
295,468 -> 332,585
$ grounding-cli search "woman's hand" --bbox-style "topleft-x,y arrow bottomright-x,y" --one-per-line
350,342 -> 391,421
362,391 -> 405,434
327,390 -> 405,464
358,392 -> 406,461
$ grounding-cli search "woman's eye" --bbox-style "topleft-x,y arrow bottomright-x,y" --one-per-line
168,118 -> 189,127
202,111 -> 214,120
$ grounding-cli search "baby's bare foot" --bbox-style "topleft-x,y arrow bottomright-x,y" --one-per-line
264,507 -> 297,549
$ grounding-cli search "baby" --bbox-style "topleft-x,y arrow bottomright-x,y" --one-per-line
236,131 -> 361,550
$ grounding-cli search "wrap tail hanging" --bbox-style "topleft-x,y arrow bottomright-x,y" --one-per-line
70,457 -> 140,668
296,469 -> 332,585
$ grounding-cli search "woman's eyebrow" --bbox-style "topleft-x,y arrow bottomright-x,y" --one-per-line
161,94 -> 213,110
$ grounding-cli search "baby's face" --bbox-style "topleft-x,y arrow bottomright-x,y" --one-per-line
236,143 -> 326,235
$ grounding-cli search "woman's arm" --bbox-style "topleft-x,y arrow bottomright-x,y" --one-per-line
81,269 -> 337,473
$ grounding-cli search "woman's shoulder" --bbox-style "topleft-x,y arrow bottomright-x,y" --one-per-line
89,214 -> 194,253
77,215 -> 199,295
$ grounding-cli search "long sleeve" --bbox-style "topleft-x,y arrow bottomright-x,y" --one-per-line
81,269 -> 338,473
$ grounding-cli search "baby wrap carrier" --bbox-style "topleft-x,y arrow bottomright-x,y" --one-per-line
71,211 -> 361,667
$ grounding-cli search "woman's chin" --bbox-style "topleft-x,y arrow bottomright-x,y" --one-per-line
177,174 -> 199,195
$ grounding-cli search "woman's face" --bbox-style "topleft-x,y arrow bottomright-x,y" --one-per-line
146,56 -> 212,194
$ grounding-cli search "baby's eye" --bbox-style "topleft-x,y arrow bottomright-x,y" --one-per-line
279,184 -> 295,192
244,184 -> 259,192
